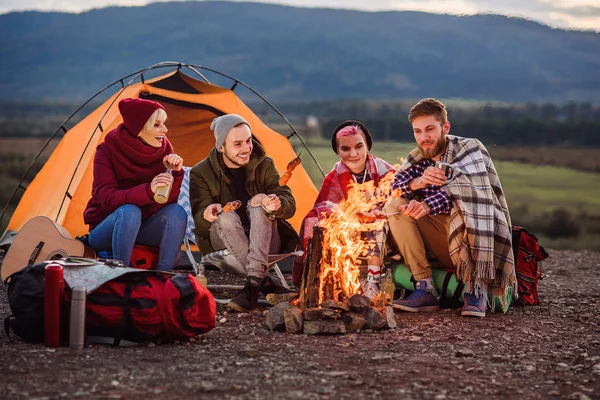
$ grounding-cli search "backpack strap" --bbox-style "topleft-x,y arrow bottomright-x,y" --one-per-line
113,281 -> 135,347
170,274 -> 207,335
439,272 -> 466,309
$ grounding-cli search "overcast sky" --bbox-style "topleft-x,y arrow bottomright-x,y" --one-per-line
1,0 -> 599,31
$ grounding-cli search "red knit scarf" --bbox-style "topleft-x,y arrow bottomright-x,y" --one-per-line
103,124 -> 173,183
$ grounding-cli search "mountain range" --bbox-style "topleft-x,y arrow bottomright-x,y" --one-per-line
1,1 -> 599,102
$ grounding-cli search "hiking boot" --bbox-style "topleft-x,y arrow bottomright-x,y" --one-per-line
362,279 -> 381,301
392,281 -> 440,312
260,275 -> 296,296
461,292 -> 486,318
227,279 -> 261,313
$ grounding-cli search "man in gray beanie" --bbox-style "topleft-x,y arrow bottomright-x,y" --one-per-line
189,114 -> 298,312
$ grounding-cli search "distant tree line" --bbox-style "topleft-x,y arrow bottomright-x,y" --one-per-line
2,100 -> 600,147
260,101 -> 600,147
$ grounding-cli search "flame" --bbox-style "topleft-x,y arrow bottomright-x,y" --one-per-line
317,171 -> 399,303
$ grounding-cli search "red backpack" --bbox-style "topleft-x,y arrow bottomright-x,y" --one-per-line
512,226 -> 549,306
86,272 -> 216,344
6,263 -> 216,344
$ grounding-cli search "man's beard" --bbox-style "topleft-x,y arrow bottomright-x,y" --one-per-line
418,134 -> 446,159
223,149 -> 249,167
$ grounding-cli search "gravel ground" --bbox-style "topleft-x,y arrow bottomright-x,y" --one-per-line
0,249 -> 599,400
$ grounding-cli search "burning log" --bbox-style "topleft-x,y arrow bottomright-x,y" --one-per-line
266,292 -> 298,305
298,226 -> 325,310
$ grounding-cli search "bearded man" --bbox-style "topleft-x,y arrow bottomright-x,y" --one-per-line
189,114 -> 297,313
385,98 -> 516,318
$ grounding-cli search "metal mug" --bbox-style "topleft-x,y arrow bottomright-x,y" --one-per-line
434,161 -> 453,179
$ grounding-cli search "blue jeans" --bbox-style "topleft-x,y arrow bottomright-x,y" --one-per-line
88,204 -> 187,271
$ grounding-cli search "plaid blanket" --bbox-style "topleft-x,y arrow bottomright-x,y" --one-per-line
400,135 -> 516,311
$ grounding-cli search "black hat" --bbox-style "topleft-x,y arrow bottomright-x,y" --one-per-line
331,120 -> 373,154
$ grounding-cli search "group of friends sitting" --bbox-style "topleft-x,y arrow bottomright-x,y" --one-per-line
83,97 -> 517,319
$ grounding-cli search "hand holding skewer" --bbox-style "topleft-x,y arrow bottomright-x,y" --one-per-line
216,200 -> 242,216
203,200 -> 242,222
279,151 -> 303,186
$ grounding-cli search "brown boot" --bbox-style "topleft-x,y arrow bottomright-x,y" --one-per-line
227,278 -> 261,313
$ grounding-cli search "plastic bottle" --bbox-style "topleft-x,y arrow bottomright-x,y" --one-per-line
44,264 -> 64,347
381,267 -> 396,306
154,167 -> 173,204
69,286 -> 86,349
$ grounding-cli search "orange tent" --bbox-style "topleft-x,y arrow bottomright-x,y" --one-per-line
2,64 -> 319,249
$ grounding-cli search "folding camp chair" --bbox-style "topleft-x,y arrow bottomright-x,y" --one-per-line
183,237 -> 298,304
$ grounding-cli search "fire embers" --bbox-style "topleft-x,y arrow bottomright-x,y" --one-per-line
265,294 -> 396,334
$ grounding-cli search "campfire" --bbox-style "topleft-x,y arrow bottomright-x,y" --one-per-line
266,174 -> 400,334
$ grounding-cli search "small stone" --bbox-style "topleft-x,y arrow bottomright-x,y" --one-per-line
408,336 -> 422,342
303,320 -> 346,335
382,306 -> 397,329
219,318 -> 227,323
364,307 -> 386,330
303,307 -> 340,321
524,365 -> 536,373
111,381 -> 120,386
455,348 -> 474,357
567,393 -> 591,400
555,363 -> 570,372
284,306 -> 303,334
347,294 -> 371,312
319,299 -> 351,312
265,302 -> 292,331
341,311 -> 366,331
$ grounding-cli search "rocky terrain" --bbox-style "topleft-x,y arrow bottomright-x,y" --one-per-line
0,249 -> 599,399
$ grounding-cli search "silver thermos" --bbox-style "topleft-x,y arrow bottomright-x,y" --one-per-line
69,286 -> 86,349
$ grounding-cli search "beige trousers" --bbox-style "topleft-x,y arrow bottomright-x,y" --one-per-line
384,197 -> 454,280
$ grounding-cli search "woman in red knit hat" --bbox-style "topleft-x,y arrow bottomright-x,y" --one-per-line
83,98 -> 187,271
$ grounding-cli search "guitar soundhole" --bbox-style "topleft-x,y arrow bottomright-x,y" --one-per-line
49,250 -> 68,260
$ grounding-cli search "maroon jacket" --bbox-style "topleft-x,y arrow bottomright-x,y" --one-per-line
83,124 -> 183,230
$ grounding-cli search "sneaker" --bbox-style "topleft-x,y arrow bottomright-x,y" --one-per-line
392,281 -> 440,312
461,292 -> 486,318
260,275 -> 296,296
227,280 -> 261,313
362,280 -> 381,301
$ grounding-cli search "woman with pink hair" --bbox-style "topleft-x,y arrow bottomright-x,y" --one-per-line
292,120 -> 396,299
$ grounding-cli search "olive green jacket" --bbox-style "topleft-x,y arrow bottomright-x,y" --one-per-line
189,140 -> 298,255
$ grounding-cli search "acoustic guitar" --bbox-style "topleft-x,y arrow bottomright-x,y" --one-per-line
1,216 -> 96,281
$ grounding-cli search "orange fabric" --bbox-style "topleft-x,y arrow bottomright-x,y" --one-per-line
7,71 -> 318,241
